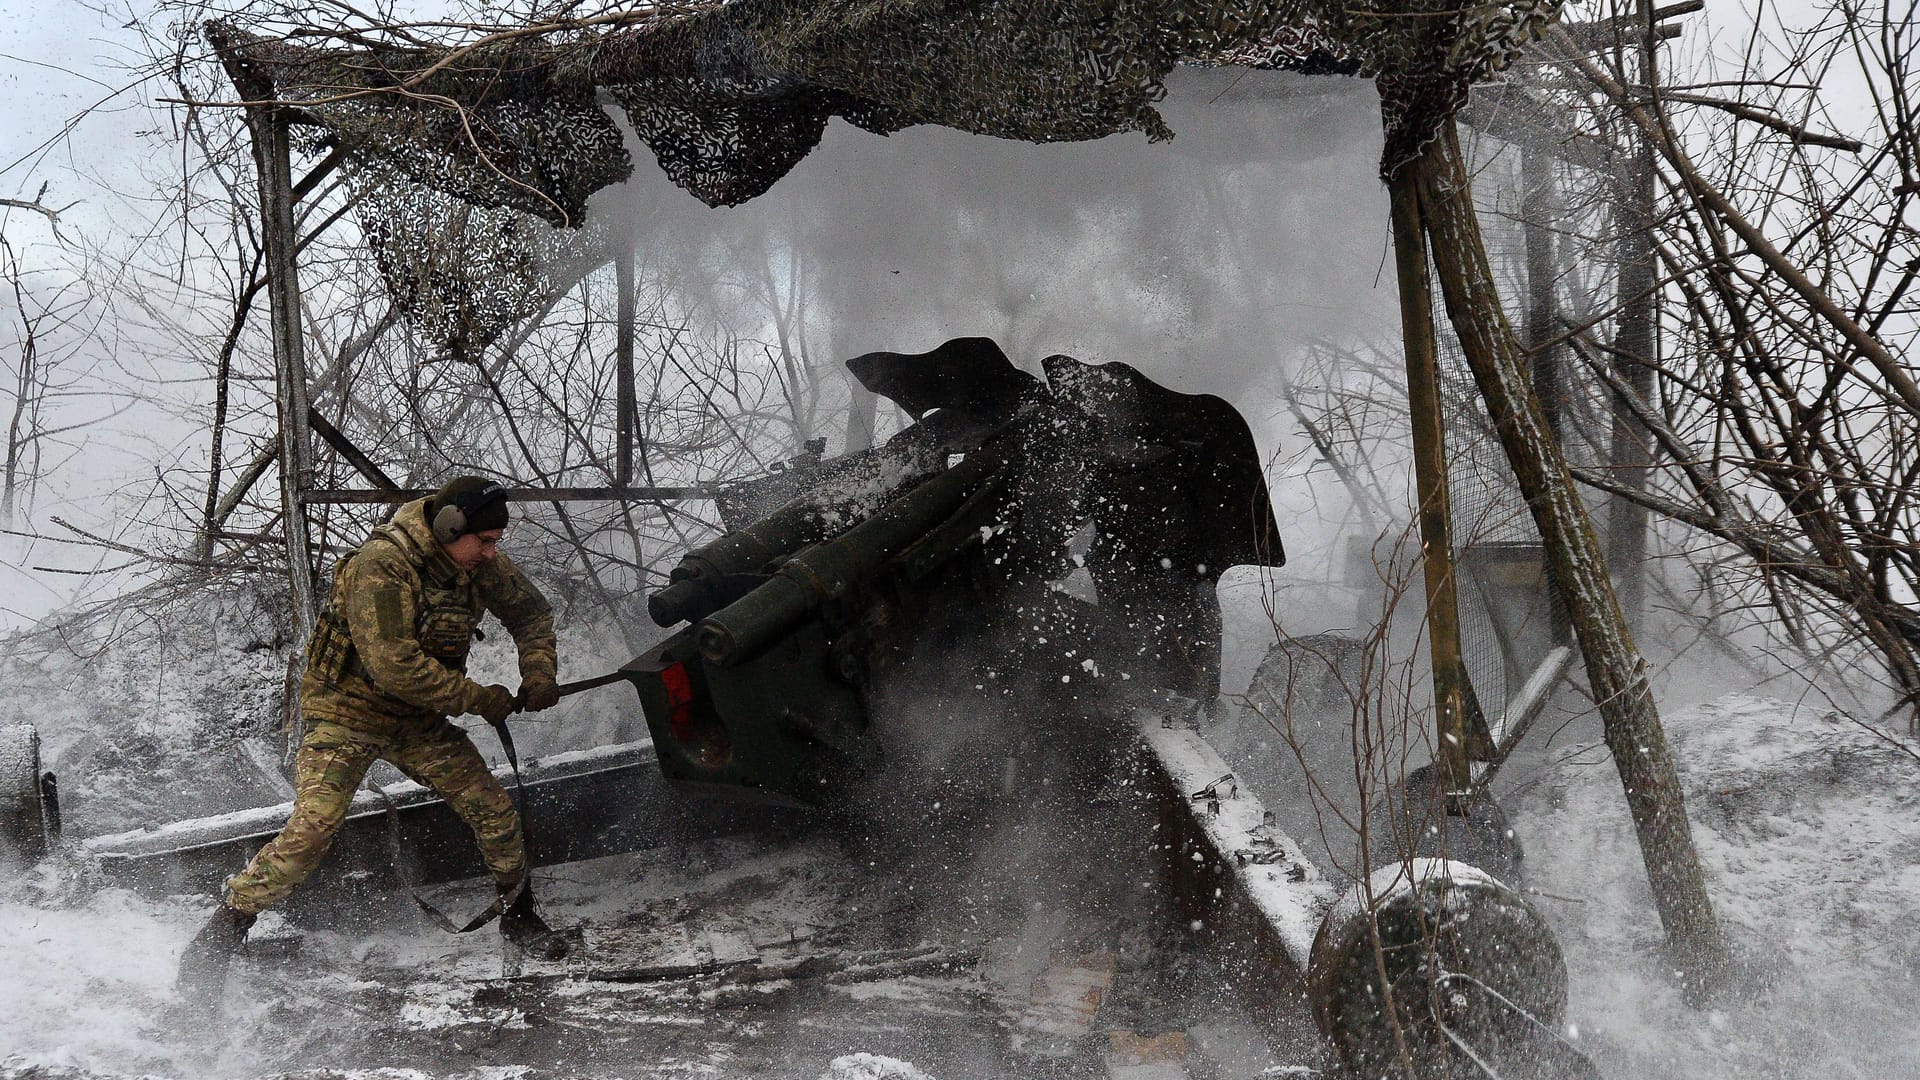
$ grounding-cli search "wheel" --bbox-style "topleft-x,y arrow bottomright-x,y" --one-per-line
1308,858 -> 1569,1079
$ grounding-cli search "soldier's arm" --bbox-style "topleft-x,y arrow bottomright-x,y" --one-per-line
342,546 -> 496,716
480,552 -> 557,686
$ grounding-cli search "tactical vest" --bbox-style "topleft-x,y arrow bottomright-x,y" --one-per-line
305,522 -> 481,684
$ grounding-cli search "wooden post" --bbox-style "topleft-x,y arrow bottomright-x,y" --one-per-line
1521,145 -> 1564,449
1522,142 -> 1575,647
615,245 -> 637,488
242,104 -> 318,757
1605,0 -> 1664,628
246,108 -> 318,643
1388,177 -> 1475,797
1410,119 -> 1730,992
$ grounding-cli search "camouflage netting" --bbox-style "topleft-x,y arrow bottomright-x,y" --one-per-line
208,0 -> 1563,351
350,172 -> 609,358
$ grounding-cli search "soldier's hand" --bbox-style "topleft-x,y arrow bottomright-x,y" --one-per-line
472,683 -> 518,724
520,674 -> 560,712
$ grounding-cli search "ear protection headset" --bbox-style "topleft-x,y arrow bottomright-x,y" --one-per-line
431,481 -> 508,545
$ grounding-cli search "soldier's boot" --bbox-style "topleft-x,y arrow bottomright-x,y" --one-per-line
175,903 -> 256,999
498,886 -> 569,961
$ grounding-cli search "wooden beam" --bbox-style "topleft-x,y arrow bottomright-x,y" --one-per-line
1521,142 -> 1576,646
1606,0 -> 1663,628
289,144 -> 347,205
615,244 -> 637,488
245,108 -> 318,643
1388,174 -> 1486,795
306,407 -> 399,491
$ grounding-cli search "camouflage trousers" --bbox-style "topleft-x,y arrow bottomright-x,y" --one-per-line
224,719 -> 525,915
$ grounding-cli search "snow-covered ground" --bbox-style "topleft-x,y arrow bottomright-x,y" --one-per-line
4,562 -> 1917,1080
1210,605 -> 1920,1080
1516,694 -> 1920,1079
0,737 -> 1291,1080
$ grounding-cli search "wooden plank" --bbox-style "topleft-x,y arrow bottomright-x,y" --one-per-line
1015,949 -> 1116,1055
246,108 -> 318,646
1390,167 -> 1490,789
306,407 -> 399,491
583,921 -> 761,981
1104,1030 -> 1189,1080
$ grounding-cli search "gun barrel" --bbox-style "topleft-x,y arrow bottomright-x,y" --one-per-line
697,449 -> 1006,666
647,434 -> 956,627
646,502 -> 834,627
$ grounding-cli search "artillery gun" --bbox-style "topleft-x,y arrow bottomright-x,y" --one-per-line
620,338 -> 1594,1077
23,336 -> 1593,1079
628,336 -> 1286,807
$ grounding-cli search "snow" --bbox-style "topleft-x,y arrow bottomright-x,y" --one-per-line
0,886 -> 200,1077
1321,857 -> 1503,931
397,999 -> 526,1032
1514,693 -> 1920,1078
0,723 -> 38,795
7,572 -> 1918,1080
818,1054 -> 936,1080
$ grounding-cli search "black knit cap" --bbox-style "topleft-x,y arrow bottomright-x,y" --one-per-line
431,475 -> 510,539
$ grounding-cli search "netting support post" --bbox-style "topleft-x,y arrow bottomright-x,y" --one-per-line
1607,0 -> 1663,630
1389,166 -> 1476,798
615,243 -> 637,488
1408,117 -> 1730,996
243,103 -> 318,753
1521,142 -> 1575,647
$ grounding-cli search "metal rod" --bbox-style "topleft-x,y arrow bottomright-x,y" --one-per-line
615,245 -> 637,488
300,487 -> 716,505
553,669 -> 641,699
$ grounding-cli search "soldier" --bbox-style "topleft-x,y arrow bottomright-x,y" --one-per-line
178,476 -> 568,996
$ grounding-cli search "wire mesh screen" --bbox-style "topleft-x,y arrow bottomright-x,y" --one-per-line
1435,131 -> 1620,713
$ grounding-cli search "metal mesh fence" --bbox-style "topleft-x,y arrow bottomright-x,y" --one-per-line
1436,131 -> 1621,712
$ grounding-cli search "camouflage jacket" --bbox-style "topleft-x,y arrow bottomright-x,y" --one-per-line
301,497 -> 557,736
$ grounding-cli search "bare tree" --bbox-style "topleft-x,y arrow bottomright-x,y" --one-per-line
1500,0 -> 1920,728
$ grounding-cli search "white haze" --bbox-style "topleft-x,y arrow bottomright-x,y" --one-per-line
590,66 -> 1400,645
2,6 -> 1915,1080
596,67 -> 1394,469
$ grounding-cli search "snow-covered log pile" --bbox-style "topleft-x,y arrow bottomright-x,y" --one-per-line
0,572 -> 653,838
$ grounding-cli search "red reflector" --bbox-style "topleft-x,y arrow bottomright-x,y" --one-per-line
660,662 -> 697,742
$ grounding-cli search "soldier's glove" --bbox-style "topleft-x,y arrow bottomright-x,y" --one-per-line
520,674 -> 560,712
472,683 -> 518,725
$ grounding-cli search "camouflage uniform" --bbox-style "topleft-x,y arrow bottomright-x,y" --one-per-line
225,496 -> 556,915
